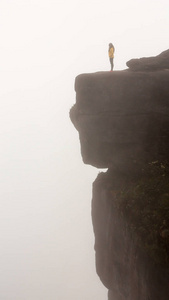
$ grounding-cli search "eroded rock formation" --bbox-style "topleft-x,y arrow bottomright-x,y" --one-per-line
70,50 -> 169,300
127,49 -> 169,71
70,70 -> 169,169
92,167 -> 169,300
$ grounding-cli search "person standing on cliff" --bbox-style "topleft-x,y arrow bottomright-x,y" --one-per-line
108,43 -> 115,71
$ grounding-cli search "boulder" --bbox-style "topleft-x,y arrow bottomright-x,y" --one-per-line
126,49 -> 169,71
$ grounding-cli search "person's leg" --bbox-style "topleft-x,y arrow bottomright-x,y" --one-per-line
109,58 -> 114,71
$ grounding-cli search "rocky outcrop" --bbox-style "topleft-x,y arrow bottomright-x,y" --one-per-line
70,50 -> 169,300
70,70 -> 169,169
126,49 -> 169,71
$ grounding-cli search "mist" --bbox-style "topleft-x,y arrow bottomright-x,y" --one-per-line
0,0 -> 169,299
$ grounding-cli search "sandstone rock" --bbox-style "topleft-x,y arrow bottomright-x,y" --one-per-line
126,49 -> 169,71
70,51 -> 169,300
70,70 -> 169,169
92,169 -> 169,300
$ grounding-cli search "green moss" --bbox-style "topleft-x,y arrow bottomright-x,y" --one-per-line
110,161 -> 169,266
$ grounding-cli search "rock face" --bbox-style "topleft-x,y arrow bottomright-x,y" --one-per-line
92,169 -> 169,300
71,70 -> 169,169
70,50 -> 169,300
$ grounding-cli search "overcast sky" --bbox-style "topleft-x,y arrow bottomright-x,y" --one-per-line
0,1 -> 169,299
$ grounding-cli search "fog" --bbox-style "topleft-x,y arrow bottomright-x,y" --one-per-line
0,0 -> 169,299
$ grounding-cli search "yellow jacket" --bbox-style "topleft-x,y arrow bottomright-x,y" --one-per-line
109,47 -> 114,58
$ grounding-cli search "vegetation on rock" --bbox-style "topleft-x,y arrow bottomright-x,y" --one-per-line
108,161 -> 169,266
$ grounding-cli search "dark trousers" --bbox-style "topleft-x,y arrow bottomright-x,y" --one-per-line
109,58 -> 114,71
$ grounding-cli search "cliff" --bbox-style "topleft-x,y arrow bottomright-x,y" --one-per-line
70,50 -> 169,300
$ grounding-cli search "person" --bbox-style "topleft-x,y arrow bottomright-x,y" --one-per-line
108,43 -> 115,71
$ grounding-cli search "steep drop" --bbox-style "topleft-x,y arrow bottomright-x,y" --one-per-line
70,50 -> 169,300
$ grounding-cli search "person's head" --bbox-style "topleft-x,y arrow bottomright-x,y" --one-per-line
109,43 -> 113,49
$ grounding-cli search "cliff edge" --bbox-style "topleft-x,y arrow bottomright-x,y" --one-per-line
70,50 -> 169,300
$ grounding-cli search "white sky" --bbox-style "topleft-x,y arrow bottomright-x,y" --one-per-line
0,0 -> 169,299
